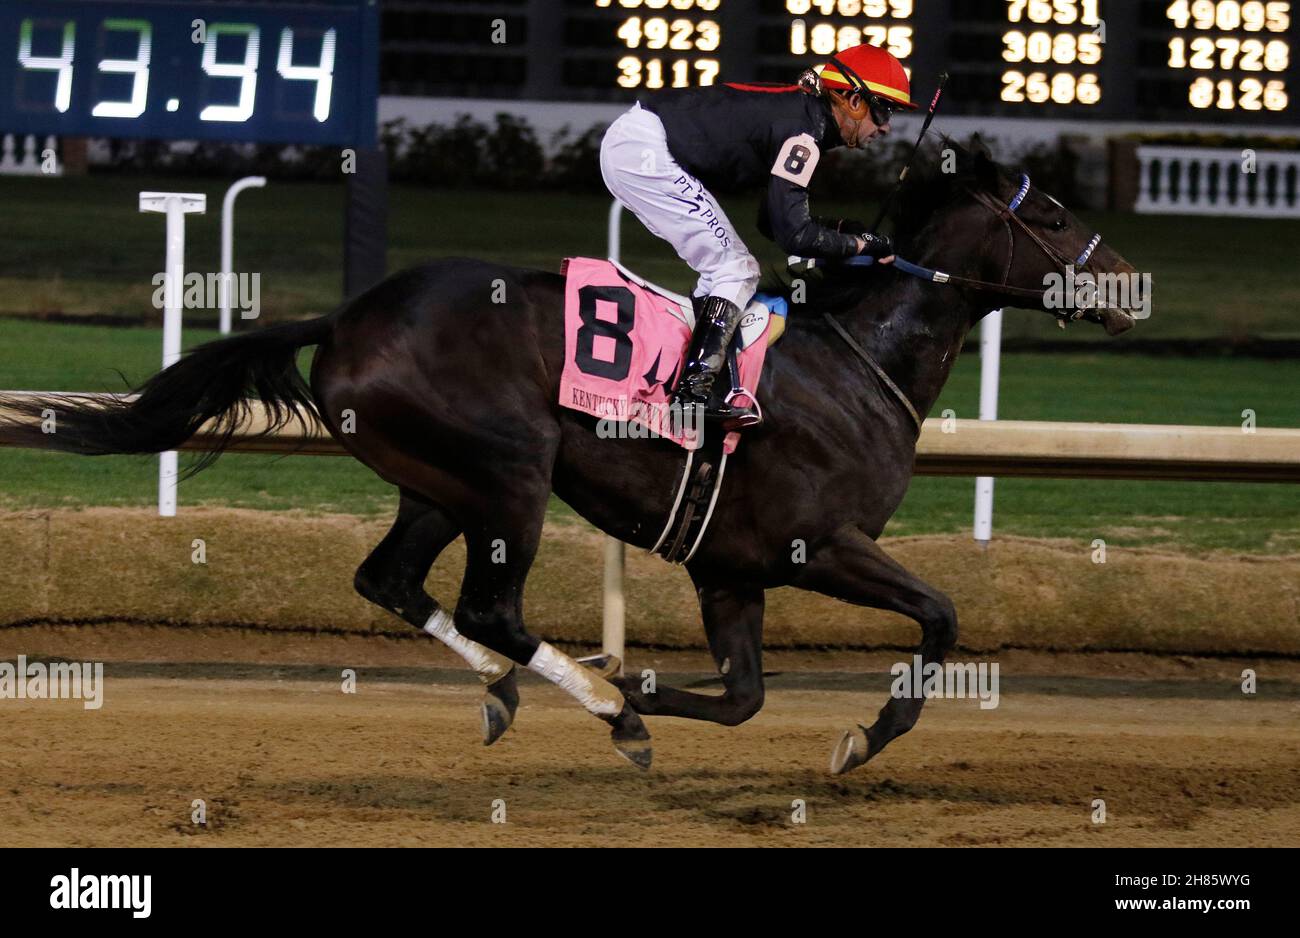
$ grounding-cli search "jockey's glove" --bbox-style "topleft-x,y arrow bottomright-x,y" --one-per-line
855,232 -> 894,258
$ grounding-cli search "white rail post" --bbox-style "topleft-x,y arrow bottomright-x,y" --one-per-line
220,176 -> 266,334
602,200 -> 627,663
139,192 -> 207,517
973,308 -> 1003,545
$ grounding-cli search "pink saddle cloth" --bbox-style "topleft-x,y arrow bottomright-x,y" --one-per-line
558,257 -> 772,453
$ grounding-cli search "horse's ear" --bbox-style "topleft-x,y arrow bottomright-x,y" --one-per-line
971,145 -> 1000,192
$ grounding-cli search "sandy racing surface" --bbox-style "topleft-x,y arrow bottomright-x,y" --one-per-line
2,626 -> 1299,847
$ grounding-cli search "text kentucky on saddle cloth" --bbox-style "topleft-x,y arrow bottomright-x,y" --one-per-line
558,257 -> 771,453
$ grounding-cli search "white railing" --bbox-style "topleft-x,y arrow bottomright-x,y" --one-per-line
6,400 -> 1299,481
0,135 -> 60,176
1135,145 -> 1300,217
6,400 -> 1299,480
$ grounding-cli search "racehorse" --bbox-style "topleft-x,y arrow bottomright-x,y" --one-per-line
0,141 -> 1140,773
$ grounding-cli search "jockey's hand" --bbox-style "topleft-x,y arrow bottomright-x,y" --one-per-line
855,232 -> 894,259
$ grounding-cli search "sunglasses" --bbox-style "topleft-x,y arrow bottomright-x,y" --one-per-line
866,93 -> 899,127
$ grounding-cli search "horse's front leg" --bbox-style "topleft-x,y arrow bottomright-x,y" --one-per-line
614,574 -> 766,727
791,525 -> 959,774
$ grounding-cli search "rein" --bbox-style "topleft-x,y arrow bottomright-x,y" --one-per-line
843,174 -> 1104,311
821,174 -> 1105,433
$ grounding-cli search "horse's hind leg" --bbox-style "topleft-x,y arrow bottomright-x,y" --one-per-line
614,573 -> 767,726
354,489 -> 520,745
454,494 -> 652,769
792,525 -> 959,774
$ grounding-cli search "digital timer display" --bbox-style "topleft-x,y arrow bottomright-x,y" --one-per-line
380,0 -> 1295,122
782,0 -> 915,63
998,0 -> 1104,106
6,2 -> 1292,131
0,0 -> 379,146
1162,0 -> 1290,111
588,0 -> 722,90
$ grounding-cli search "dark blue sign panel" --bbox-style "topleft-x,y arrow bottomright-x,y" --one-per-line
0,0 -> 379,146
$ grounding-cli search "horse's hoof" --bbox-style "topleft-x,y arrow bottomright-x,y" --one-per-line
576,652 -> 623,680
481,699 -> 511,746
613,737 -> 653,770
609,704 -> 652,770
481,668 -> 519,746
829,725 -> 870,775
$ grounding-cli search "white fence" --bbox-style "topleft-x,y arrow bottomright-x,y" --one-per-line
7,399 -> 1299,481
1135,145 -> 1300,217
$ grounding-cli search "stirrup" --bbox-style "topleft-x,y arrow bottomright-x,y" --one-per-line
716,341 -> 762,429
720,389 -> 763,429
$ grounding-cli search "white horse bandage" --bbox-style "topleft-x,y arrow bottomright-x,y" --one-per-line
527,642 -> 624,716
423,610 -> 514,684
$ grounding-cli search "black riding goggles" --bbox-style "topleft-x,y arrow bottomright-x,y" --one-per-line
866,93 -> 900,127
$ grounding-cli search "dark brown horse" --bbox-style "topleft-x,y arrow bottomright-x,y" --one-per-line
1,142 -> 1139,773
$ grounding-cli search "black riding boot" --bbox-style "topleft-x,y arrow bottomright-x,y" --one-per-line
671,295 -> 759,429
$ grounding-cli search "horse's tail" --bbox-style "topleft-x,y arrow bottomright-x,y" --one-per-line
0,316 -> 331,474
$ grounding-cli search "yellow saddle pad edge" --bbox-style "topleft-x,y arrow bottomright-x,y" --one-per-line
767,315 -> 786,346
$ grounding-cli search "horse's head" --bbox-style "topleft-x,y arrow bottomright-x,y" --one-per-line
921,142 -> 1144,336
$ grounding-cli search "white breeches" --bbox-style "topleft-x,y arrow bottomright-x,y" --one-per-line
600,103 -> 761,309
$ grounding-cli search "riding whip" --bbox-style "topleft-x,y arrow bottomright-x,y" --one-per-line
868,71 -> 949,235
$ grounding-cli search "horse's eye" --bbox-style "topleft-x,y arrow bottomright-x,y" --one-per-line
1051,218 -> 1068,231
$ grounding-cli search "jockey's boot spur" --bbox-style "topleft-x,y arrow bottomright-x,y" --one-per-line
671,295 -> 760,431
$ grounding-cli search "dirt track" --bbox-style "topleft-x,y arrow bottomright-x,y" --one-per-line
2,627 -> 1298,847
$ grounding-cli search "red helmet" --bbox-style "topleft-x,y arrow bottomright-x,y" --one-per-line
818,44 -> 917,111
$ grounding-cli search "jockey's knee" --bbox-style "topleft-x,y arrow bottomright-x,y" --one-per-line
711,259 -> 761,310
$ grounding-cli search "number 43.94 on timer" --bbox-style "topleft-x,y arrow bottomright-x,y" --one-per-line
1,0 -> 378,146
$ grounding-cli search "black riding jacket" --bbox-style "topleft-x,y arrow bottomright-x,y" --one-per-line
637,83 -> 861,259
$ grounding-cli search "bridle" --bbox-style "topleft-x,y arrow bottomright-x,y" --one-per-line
858,173 -> 1106,323
815,58 -> 1105,311
824,174 -> 1108,434
966,174 -> 1103,322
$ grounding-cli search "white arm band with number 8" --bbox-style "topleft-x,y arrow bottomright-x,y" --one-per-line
771,134 -> 820,188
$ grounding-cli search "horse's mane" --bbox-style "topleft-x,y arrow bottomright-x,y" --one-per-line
759,136 -> 1008,317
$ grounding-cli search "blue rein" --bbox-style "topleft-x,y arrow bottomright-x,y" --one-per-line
844,253 -> 947,281
840,173 -> 1102,280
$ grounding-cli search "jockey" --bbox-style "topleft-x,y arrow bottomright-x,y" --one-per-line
599,43 -> 917,428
